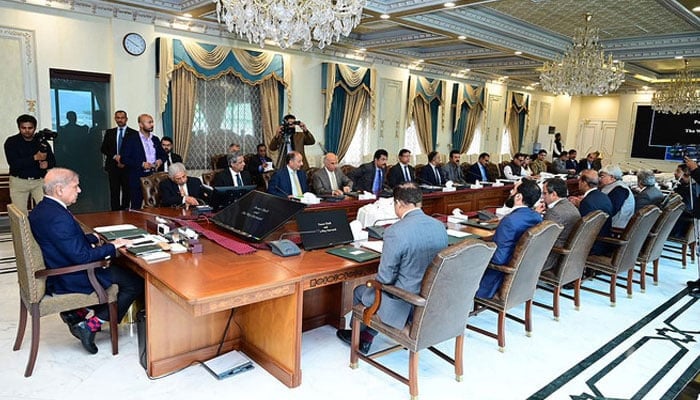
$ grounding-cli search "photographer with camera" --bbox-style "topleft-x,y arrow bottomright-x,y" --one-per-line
269,114 -> 315,170
4,114 -> 56,214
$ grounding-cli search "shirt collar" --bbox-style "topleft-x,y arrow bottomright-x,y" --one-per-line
547,198 -> 563,209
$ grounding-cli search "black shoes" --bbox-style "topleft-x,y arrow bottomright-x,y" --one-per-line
69,321 -> 98,354
60,310 -> 84,326
336,329 -> 372,354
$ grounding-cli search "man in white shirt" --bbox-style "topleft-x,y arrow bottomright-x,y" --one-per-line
212,152 -> 252,187
503,153 -> 530,180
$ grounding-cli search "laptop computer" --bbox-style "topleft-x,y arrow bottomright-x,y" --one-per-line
211,191 -> 307,243
203,185 -> 257,211
295,209 -> 354,250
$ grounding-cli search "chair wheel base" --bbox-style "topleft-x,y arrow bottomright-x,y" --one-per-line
627,294 -> 633,299
350,362 -> 358,369
575,306 -> 580,311
456,375 -> 463,382
641,289 -> 645,293
554,316 -> 559,322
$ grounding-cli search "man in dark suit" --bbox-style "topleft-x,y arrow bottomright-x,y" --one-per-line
572,169 -> 614,255
336,182 -> 448,353
566,149 -> 579,172
101,110 -> 137,211
159,136 -> 183,172
268,151 -> 308,198
120,114 -> 166,210
159,162 -> 204,207
578,152 -> 602,172
466,152 -> 495,184
247,143 -> 273,187
419,151 -> 446,186
476,179 -> 543,299
312,152 -> 352,196
634,170 -> 664,211
540,178 -> 581,271
387,148 -> 415,188
348,149 -> 389,194
28,168 -> 143,354
213,151 -> 253,187
269,114 -> 315,170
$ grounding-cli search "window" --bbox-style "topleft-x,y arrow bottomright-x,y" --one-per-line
340,100 -> 371,166
466,121 -> 483,155
403,121 -> 423,155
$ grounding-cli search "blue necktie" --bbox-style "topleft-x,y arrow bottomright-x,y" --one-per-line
373,168 -> 382,194
480,164 -> 487,181
117,127 -> 124,154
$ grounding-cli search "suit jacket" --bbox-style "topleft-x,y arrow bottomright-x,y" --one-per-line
542,199 -> 581,271
28,197 -> 115,295
312,167 -> 352,195
387,163 -> 416,188
566,159 -> 579,172
212,169 -> 253,187
268,167 -> 309,197
419,164 -> 446,186
358,209 -> 448,329
120,132 -> 167,184
248,155 -> 273,175
441,162 -> 466,184
159,152 -> 183,172
634,186 -> 664,211
465,162 -> 492,184
269,129 -> 316,170
477,207 -> 542,299
349,162 -> 386,193
579,189 -> 614,254
101,126 -> 138,171
578,158 -> 602,171
159,177 -> 204,206
552,158 -> 570,174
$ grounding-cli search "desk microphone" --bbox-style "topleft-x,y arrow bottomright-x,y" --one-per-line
278,229 -> 321,240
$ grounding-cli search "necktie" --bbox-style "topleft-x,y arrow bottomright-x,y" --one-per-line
403,165 -> 410,182
291,170 -> 303,196
434,167 -> 441,185
329,170 -> 338,191
236,173 -> 243,187
372,168 -> 382,194
117,127 -> 124,154
480,164 -> 487,182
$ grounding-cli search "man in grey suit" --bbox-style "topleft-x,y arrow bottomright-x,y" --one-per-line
312,152 -> 352,196
634,170 -> 664,211
540,178 -> 580,271
336,182 -> 448,354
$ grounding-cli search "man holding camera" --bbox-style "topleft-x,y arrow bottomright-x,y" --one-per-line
4,114 -> 56,214
269,114 -> 315,170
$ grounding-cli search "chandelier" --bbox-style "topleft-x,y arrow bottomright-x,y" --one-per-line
651,60 -> 700,115
539,14 -> 625,96
215,0 -> 366,51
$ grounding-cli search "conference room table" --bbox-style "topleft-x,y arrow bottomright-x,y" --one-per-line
74,180 -> 577,387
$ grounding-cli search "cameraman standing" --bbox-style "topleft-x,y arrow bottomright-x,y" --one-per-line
4,114 -> 56,214
269,114 -> 315,170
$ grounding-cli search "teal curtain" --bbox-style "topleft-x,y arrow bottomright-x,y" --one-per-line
451,83 -> 484,153
407,76 -> 444,153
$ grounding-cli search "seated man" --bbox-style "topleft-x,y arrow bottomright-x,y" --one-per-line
213,151 -> 252,187
419,151 -> 446,186
336,182 -> 448,353
540,178 -> 580,271
578,152 -> 602,172
348,149 -> 388,194
247,143 -> 273,187
159,162 -> 204,207
268,151 -> 308,198
571,169 -> 614,255
531,149 -> 548,176
566,149 -> 579,173
28,168 -> 143,354
503,153 -> 530,180
598,165 -> 635,229
216,143 -> 241,169
441,150 -> 466,184
312,152 -> 352,196
634,170 -> 664,210
387,148 -> 415,188
466,152 -> 494,184
476,179 -> 543,299
552,151 -> 575,175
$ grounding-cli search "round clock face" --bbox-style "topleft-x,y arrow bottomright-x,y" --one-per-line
123,33 -> 146,56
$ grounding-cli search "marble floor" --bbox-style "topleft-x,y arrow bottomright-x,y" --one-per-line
0,244 -> 698,400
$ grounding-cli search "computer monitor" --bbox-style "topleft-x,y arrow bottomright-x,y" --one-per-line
205,185 -> 257,211
296,210 -> 354,250
211,191 -> 307,243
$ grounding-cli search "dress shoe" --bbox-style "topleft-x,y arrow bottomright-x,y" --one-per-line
336,329 -> 372,354
61,311 -> 85,340
69,321 -> 98,354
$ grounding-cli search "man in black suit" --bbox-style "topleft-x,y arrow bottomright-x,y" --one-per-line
578,152 -> 602,172
419,151 -> 446,186
349,149 -> 389,193
159,162 -> 204,207
120,114 -> 167,210
159,136 -> 182,172
466,152 -> 494,184
571,169 -> 614,255
213,151 -> 252,187
566,149 -> 579,172
100,110 -> 137,211
387,148 -> 415,188
247,143 -> 273,187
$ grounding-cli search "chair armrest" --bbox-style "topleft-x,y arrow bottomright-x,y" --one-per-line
551,246 -> 571,255
382,285 -> 427,307
488,263 -> 516,274
361,279 -> 427,326
35,260 -> 112,303
611,227 -> 623,236
595,236 -> 629,245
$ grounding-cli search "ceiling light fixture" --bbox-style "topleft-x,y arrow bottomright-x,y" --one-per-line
651,59 -> 700,114
539,14 -> 625,96
514,51 -> 522,55
675,55 -> 684,59
380,14 -> 390,19
457,35 -> 466,40
444,2 -> 456,7
215,0 -> 366,50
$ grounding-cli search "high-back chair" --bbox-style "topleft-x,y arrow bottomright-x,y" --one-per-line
635,196 -> 684,288
583,205 -> 661,306
349,239 -> 496,400
535,211 -> 608,320
139,171 -> 170,208
200,170 -> 221,187
467,221 -> 563,352
8,204 -> 119,377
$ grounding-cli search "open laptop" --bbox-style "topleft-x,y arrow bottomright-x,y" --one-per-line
203,185 -> 257,211
295,210 -> 354,250
211,191 -> 307,242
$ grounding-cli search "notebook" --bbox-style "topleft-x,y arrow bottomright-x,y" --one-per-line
296,210 -> 354,250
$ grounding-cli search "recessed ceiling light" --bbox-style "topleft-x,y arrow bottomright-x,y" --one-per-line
183,13 -> 192,18
514,51 -> 522,55
457,35 -> 466,40
463,68 -> 470,72
675,55 -> 684,59
417,59 -> 424,63
693,6 -> 700,12
444,2 -> 456,7
613,59 -> 619,64
380,14 -> 390,19
642,86 -> 649,90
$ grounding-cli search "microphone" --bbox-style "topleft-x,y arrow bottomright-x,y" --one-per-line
278,229 -> 321,240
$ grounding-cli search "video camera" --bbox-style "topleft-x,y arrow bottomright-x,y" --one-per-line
35,128 -> 58,152
282,120 -> 300,138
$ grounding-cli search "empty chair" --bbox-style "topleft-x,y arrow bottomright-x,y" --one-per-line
583,205 -> 661,306
8,204 -> 119,377
468,221 -> 563,351
635,196 -> 684,288
535,211 -> 608,320
349,239 -> 496,399
200,170 -> 221,187
139,171 -> 169,208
